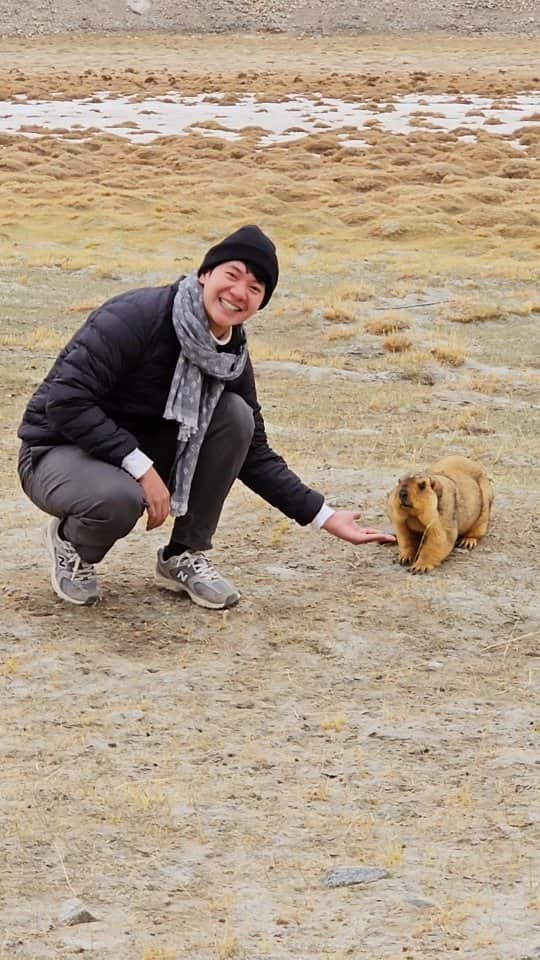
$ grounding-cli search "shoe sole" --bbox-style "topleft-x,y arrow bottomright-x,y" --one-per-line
45,521 -> 100,607
155,570 -> 240,610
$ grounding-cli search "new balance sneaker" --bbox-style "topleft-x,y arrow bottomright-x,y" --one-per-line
156,547 -> 240,610
45,517 -> 101,606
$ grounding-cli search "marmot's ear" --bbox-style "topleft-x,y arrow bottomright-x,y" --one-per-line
430,476 -> 443,497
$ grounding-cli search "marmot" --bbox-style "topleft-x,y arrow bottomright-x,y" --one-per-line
387,455 -> 493,574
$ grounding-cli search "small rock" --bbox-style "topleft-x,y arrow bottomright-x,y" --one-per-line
127,0 -> 153,14
325,866 -> 390,888
59,899 -> 98,926
109,709 -> 145,723
378,219 -> 404,238
405,896 -> 436,909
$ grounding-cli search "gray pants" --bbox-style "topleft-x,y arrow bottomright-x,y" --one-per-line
18,392 -> 254,564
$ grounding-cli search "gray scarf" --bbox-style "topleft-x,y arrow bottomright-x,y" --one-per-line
164,271 -> 247,517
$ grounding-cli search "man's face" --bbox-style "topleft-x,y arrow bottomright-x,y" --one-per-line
199,261 -> 265,335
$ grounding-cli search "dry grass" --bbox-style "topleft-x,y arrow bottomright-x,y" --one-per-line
215,927 -> 240,959
442,294 -> 540,324
323,300 -> 357,323
502,297 -> 539,317
247,340 -> 307,364
0,56 -> 538,288
468,373 -> 507,394
387,280 -> 426,298
335,282 -> 376,301
442,298 -> 506,323
431,343 -> 466,366
321,712 -> 348,733
324,326 -> 359,342
383,334 -> 413,353
0,325 -> 66,352
68,300 -> 101,313
142,949 -> 177,960
364,313 -> 411,335
385,348 -> 437,383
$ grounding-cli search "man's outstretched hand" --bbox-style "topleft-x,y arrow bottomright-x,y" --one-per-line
322,510 -> 396,545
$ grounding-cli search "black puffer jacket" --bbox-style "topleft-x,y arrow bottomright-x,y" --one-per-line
18,280 -> 324,525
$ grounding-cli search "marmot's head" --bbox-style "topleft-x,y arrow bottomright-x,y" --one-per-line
396,473 -> 442,512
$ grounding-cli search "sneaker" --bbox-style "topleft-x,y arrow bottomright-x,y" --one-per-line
156,548 -> 240,610
45,518 -> 100,606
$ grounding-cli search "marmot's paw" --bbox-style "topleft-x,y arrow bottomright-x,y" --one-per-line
458,536 -> 478,550
398,551 -> 415,566
410,561 -> 435,574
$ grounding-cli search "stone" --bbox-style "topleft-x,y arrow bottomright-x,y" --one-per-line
405,896 -> 436,909
378,219 -> 405,238
127,0 -> 153,15
58,898 -> 98,926
325,866 -> 391,888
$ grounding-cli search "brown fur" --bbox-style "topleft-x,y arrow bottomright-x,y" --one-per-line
387,455 -> 493,574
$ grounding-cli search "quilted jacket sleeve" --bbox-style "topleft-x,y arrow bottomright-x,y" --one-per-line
235,354 -> 324,526
45,304 -> 149,465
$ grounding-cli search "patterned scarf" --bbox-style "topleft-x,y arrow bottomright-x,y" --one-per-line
164,272 -> 247,517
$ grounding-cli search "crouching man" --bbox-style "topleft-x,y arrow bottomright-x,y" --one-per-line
17,224 -> 394,609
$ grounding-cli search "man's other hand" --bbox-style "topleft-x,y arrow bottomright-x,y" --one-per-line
139,466 -> 171,530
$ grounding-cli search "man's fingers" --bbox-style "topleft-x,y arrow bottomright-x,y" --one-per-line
360,527 -> 396,536
145,499 -> 169,530
139,469 -> 171,530
358,531 -> 397,544
146,508 -> 158,530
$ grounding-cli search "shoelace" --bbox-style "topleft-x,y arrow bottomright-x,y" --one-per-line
70,556 -> 97,584
61,541 -> 96,583
185,552 -> 222,583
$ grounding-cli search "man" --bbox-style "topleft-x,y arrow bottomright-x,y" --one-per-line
17,224 -> 395,610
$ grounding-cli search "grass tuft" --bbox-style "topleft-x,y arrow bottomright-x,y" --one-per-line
323,300 -> 357,323
431,344 -> 466,366
442,298 -> 505,323
365,313 -> 411,335
383,334 -> 413,353
336,282 -> 376,301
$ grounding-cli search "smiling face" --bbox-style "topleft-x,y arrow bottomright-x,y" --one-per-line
199,261 -> 266,337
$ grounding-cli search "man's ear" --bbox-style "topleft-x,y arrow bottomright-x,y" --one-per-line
430,476 -> 443,498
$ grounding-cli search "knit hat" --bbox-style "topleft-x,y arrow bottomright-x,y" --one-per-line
198,224 -> 279,309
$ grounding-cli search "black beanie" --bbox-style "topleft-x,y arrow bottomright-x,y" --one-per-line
198,224 -> 279,309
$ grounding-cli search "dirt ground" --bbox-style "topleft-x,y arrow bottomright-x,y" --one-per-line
0,32 -> 539,960
0,0 -> 540,38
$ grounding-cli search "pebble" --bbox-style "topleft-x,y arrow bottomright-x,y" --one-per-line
405,896 -> 436,909
378,219 -> 404,238
127,0 -> 153,14
58,898 -> 98,926
325,866 -> 390,888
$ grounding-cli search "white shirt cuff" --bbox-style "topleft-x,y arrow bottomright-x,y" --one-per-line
311,503 -> 335,530
121,448 -> 154,480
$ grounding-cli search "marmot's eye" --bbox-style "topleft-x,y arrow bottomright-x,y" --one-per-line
418,481 -> 426,490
